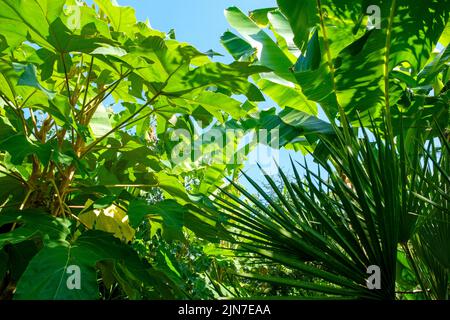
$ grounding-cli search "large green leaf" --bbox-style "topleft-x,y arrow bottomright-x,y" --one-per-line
257,79 -> 317,115
417,44 -> 450,86
276,0 -> 319,51
0,61 -> 50,109
128,199 -> 185,241
4,240 -> 41,283
287,0 -> 448,122
220,31 -> 255,61
0,0 -> 65,50
14,230 -> 155,300
241,107 -> 334,149
225,7 -> 295,83
222,1 -> 448,125
173,91 -> 244,123
0,210 -> 70,250
267,9 -> 300,60
90,104 -> 112,138
0,175 -> 26,206
0,0 -> 112,54
0,134 -> 52,166
164,61 -> 269,99
94,0 -> 137,36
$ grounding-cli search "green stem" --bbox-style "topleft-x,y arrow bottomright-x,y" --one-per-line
0,93 -> 32,137
19,188 -> 34,210
0,168 -> 24,183
383,0 -> 397,137
61,53 -> 72,103
402,243 -> 430,299
80,70 -> 132,120
80,63 -> 183,158
81,56 -> 95,114
119,108 -> 158,130
316,0 -> 350,140
80,92 -> 162,158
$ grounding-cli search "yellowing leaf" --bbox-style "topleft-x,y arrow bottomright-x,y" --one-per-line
79,203 -> 135,242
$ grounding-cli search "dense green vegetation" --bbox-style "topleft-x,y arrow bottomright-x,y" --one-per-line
0,0 -> 449,300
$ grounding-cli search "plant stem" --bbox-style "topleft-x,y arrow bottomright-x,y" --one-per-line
81,56 -> 95,115
50,179 -> 66,218
80,91 -> 162,158
401,243 -> 430,299
383,0 -> 397,140
80,70 -> 132,121
315,0 -> 350,140
19,189 -> 33,210
0,168 -> 24,183
61,52 -> 72,102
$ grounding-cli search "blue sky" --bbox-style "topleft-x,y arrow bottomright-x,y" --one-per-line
117,0 -> 276,62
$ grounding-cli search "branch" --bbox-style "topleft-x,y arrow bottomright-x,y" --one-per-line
79,70 -> 133,121
81,56 -> 95,114
80,63 -> 183,158
0,93 -> 31,137
0,168 -> 25,183
383,0 -> 397,140
316,0 -> 350,138
80,91 -> 162,158
120,107 -> 159,130
28,107 -> 39,135
401,243 -> 430,299
61,52 -> 72,103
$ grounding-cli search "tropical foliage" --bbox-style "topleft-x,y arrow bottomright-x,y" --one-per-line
0,0 -> 449,300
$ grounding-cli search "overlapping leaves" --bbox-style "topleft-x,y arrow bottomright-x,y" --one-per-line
223,0 -> 449,128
